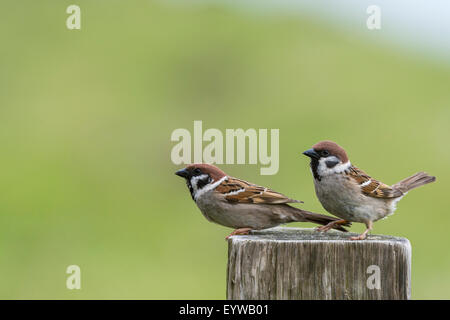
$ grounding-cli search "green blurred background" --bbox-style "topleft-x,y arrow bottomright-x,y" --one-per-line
0,1 -> 449,299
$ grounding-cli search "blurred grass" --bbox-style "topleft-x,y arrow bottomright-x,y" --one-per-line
0,0 -> 449,299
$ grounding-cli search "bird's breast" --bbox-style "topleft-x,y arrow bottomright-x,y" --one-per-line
313,174 -> 390,222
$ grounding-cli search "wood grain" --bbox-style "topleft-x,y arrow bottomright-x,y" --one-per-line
227,227 -> 411,300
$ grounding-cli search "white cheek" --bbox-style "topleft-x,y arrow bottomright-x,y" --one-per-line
194,176 -> 228,201
190,174 -> 209,192
317,157 -> 351,176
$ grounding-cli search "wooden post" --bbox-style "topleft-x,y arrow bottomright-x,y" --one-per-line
227,227 -> 411,300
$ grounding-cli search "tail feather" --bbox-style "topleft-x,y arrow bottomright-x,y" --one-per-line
392,172 -> 436,193
287,206 -> 351,232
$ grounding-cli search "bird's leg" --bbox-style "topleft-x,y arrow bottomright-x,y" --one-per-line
316,219 -> 348,233
225,228 -> 252,240
350,221 -> 373,240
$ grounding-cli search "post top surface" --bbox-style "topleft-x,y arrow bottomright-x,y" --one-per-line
228,227 -> 410,245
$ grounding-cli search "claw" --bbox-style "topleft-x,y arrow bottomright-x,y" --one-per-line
225,228 -> 252,240
316,219 -> 348,233
316,225 -> 332,233
349,221 -> 373,240
350,234 -> 367,240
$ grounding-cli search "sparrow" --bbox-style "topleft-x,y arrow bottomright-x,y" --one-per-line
302,140 -> 436,240
175,163 -> 350,239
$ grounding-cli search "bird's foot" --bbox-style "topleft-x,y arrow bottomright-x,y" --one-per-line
350,221 -> 372,240
350,233 -> 367,240
315,224 -> 334,233
225,228 -> 252,240
316,219 -> 348,233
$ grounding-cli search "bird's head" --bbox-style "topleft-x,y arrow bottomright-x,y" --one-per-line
302,140 -> 351,179
175,164 -> 227,200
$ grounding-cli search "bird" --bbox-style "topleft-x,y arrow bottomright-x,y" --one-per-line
175,163 -> 350,239
302,140 -> 436,240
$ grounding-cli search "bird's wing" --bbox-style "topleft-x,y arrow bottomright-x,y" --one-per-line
346,166 -> 403,198
215,177 -> 303,204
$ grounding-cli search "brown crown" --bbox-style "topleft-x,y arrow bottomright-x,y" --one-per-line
312,140 -> 349,162
186,163 -> 227,181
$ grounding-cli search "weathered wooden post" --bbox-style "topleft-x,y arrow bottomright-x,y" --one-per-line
227,227 -> 411,300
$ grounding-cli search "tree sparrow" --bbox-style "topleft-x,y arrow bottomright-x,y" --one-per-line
302,140 -> 436,240
175,164 -> 350,239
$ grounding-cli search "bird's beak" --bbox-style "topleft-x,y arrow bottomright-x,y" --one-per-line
175,168 -> 189,178
302,148 -> 320,159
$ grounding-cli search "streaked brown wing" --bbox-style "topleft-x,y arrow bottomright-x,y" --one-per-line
216,177 -> 303,204
346,166 -> 403,198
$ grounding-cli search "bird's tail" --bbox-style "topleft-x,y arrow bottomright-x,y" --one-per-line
286,205 -> 351,232
392,172 -> 436,194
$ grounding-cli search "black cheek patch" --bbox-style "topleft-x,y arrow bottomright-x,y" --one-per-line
197,176 -> 211,190
325,159 -> 340,168
310,159 -> 321,181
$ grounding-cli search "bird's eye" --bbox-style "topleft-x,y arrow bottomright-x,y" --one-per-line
321,150 -> 330,157
193,168 -> 202,175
